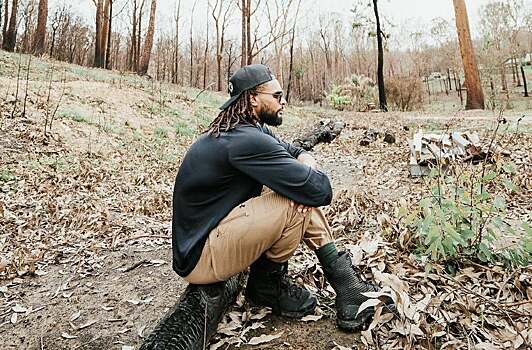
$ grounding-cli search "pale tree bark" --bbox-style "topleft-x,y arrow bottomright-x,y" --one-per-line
0,0 -> 9,45
101,0 -> 111,68
138,0 -> 156,75
453,0 -> 485,109
31,0 -> 47,55
136,0 -> 145,71
202,1 -> 209,88
189,0 -> 197,86
172,0 -> 181,84
128,0 -> 138,70
240,0 -> 247,67
2,0 -> 17,51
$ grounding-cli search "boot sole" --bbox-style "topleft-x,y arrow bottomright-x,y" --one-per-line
337,314 -> 371,331
246,297 -> 317,319
337,304 -> 398,331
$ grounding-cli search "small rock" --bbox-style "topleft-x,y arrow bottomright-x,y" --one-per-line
384,132 -> 396,144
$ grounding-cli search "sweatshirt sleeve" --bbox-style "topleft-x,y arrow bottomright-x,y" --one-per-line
228,130 -> 332,207
261,125 -> 306,159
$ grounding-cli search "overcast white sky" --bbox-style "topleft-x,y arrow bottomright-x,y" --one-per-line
52,0 -> 500,45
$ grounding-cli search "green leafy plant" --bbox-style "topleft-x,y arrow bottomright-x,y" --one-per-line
399,121 -> 531,268
327,85 -> 352,111
326,74 -> 377,111
401,162 -> 530,268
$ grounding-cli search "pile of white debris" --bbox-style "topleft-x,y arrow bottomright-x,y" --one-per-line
408,130 -> 509,176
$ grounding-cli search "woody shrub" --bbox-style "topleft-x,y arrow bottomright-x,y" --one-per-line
385,77 -> 424,111
326,74 -> 377,111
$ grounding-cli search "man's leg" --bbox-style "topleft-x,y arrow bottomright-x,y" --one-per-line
302,209 -> 396,331
185,190 -> 311,284
185,190 -> 316,317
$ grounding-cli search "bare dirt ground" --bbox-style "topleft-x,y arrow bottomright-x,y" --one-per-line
1,51 -> 531,349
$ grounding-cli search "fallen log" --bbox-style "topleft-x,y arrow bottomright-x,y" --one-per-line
292,119 -> 346,151
140,273 -> 245,350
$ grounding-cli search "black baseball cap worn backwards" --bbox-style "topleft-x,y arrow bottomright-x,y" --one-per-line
220,64 -> 275,110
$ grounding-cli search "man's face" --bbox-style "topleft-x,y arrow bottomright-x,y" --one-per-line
252,79 -> 287,126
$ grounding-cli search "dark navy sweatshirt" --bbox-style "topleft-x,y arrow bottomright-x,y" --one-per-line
172,123 -> 333,277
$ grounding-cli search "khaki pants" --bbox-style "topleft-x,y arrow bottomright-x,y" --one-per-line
185,189 -> 333,284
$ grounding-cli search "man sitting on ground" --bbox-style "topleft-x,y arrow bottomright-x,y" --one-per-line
171,64 -> 394,330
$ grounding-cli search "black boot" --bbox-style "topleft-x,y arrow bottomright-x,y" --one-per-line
245,256 -> 317,318
320,250 -> 396,331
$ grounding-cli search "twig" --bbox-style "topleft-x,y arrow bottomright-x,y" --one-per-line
495,268 -> 519,303
125,235 -> 171,242
22,55 -> 32,118
72,336 -> 101,350
499,300 -> 531,308
440,273 -> 529,347
11,52 -> 23,118
121,259 -> 148,272
192,82 -> 216,103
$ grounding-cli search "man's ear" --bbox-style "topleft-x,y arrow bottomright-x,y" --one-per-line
250,94 -> 259,107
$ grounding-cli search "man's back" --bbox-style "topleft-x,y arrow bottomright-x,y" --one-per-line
172,123 -> 332,276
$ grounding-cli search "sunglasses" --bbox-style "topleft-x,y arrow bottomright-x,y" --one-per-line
258,91 -> 284,103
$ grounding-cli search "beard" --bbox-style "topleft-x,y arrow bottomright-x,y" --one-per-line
259,108 -> 283,126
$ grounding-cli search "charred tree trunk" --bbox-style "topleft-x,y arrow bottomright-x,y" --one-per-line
138,0 -> 156,75
104,0 -> 113,69
292,120 -> 346,151
245,0 -> 251,64
372,0 -> 387,111
452,0 -> 485,109
514,57 -> 521,86
94,0 -> 105,67
2,0 -> 17,52
31,0 -> 47,55
521,65 -> 528,97
286,28 -> 295,103
240,0 -> 247,67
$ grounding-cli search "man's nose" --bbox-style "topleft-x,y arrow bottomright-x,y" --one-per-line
281,97 -> 287,106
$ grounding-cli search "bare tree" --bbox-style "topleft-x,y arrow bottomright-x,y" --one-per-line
240,0 -> 247,66
172,0 -> 181,84
372,0 -> 387,111
138,0 -> 156,75
31,0 -> 47,55
2,0 -> 8,46
93,0 -> 105,67
211,0 -> 233,91
2,0 -> 18,52
128,0 -> 138,70
453,0 -> 485,109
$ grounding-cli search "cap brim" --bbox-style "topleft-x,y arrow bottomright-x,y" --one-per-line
219,94 -> 241,110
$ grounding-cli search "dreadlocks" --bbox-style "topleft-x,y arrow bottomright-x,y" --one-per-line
207,89 -> 261,137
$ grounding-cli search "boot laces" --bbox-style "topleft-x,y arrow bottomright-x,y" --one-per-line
280,276 -> 304,299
